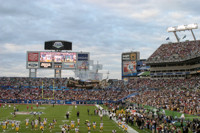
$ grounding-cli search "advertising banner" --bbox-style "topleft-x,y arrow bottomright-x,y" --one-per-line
40,62 -> 52,68
27,62 -> 39,68
54,63 -> 62,69
45,41 -> 72,50
78,53 -> 88,61
28,52 -> 39,62
130,53 -> 137,61
63,63 -> 76,69
122,54 -> 130,60
123,61 -> 137,76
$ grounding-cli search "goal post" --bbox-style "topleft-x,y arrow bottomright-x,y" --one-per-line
42,80 -> 55,100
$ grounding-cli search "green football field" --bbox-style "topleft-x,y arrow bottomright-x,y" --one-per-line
0,104 -> 125,133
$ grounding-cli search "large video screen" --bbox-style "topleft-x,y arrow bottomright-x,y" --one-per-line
123,61 -> 137,76
40,52 -> 76,63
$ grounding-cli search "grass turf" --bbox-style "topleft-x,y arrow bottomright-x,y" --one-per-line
0,104 -> 125,133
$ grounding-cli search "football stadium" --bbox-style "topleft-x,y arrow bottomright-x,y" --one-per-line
1,27 -> 200,133
1,1 -> 200,133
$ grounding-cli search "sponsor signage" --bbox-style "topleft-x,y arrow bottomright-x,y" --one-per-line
122,54 -> 130,60
130,53 -> 137,61
150,72 -> 190,76
122,61 -> 137,76
54,64 -> 62,69
44,40 -> 72,50
28,52 -> 39,62
63,63 -> 76,69
28,62 -> 38,68
53,42 -> 64,49
40,62 -> 52,68
78,54 -> 88,61
54,62 -> 62,68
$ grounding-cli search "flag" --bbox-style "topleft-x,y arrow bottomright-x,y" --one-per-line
166,37 -> 170,40
182,35 -> 186,39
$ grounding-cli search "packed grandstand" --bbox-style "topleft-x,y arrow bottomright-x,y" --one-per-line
147,40 -> 200,63
1,40 -> 200,132
147,40 -> 200,78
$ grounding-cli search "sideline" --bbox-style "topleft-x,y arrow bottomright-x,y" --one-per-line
95,104 -> 138,133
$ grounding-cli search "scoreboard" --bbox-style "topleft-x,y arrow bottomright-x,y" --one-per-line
121,52 -> 140,77
26,51 -> 89,70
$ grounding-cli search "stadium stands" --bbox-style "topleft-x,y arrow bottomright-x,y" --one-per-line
0,77 -> 135,101
112,77 -> 200,90
127,88 -> 200,115
147,40 -> 200,63
147,40 -> 200,78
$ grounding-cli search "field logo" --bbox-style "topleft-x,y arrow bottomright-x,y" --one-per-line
30,112 -> 44,115
15,112 -> 30,115
14,112 -> 44,115
53,42 -> 64,49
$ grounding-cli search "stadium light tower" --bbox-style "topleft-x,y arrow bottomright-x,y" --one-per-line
167,23 -> 198,42
167,27 -> 180,42
187,23 -> 198,41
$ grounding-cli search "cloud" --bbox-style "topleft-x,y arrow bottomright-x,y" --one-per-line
0,43 -> 43,54
130,9 -> 160,20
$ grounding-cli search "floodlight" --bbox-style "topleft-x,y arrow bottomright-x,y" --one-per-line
186,23 -> 198,29
176,25 -> 186,31
167,27 -> 176,32
167,23 -> 198,42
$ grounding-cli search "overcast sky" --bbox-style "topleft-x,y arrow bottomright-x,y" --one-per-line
0,0 -> 200,79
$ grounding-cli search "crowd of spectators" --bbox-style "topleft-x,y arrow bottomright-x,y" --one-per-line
0,88 -> 134,101
0,77 -> 68,89
127,88 -> 200,116
107,104 -> 200,132
147,40 -> 200,63
110,77 -> 200,90
0,77 -> 135,101
2,76 -> 200,90
107,77 -> 200,117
